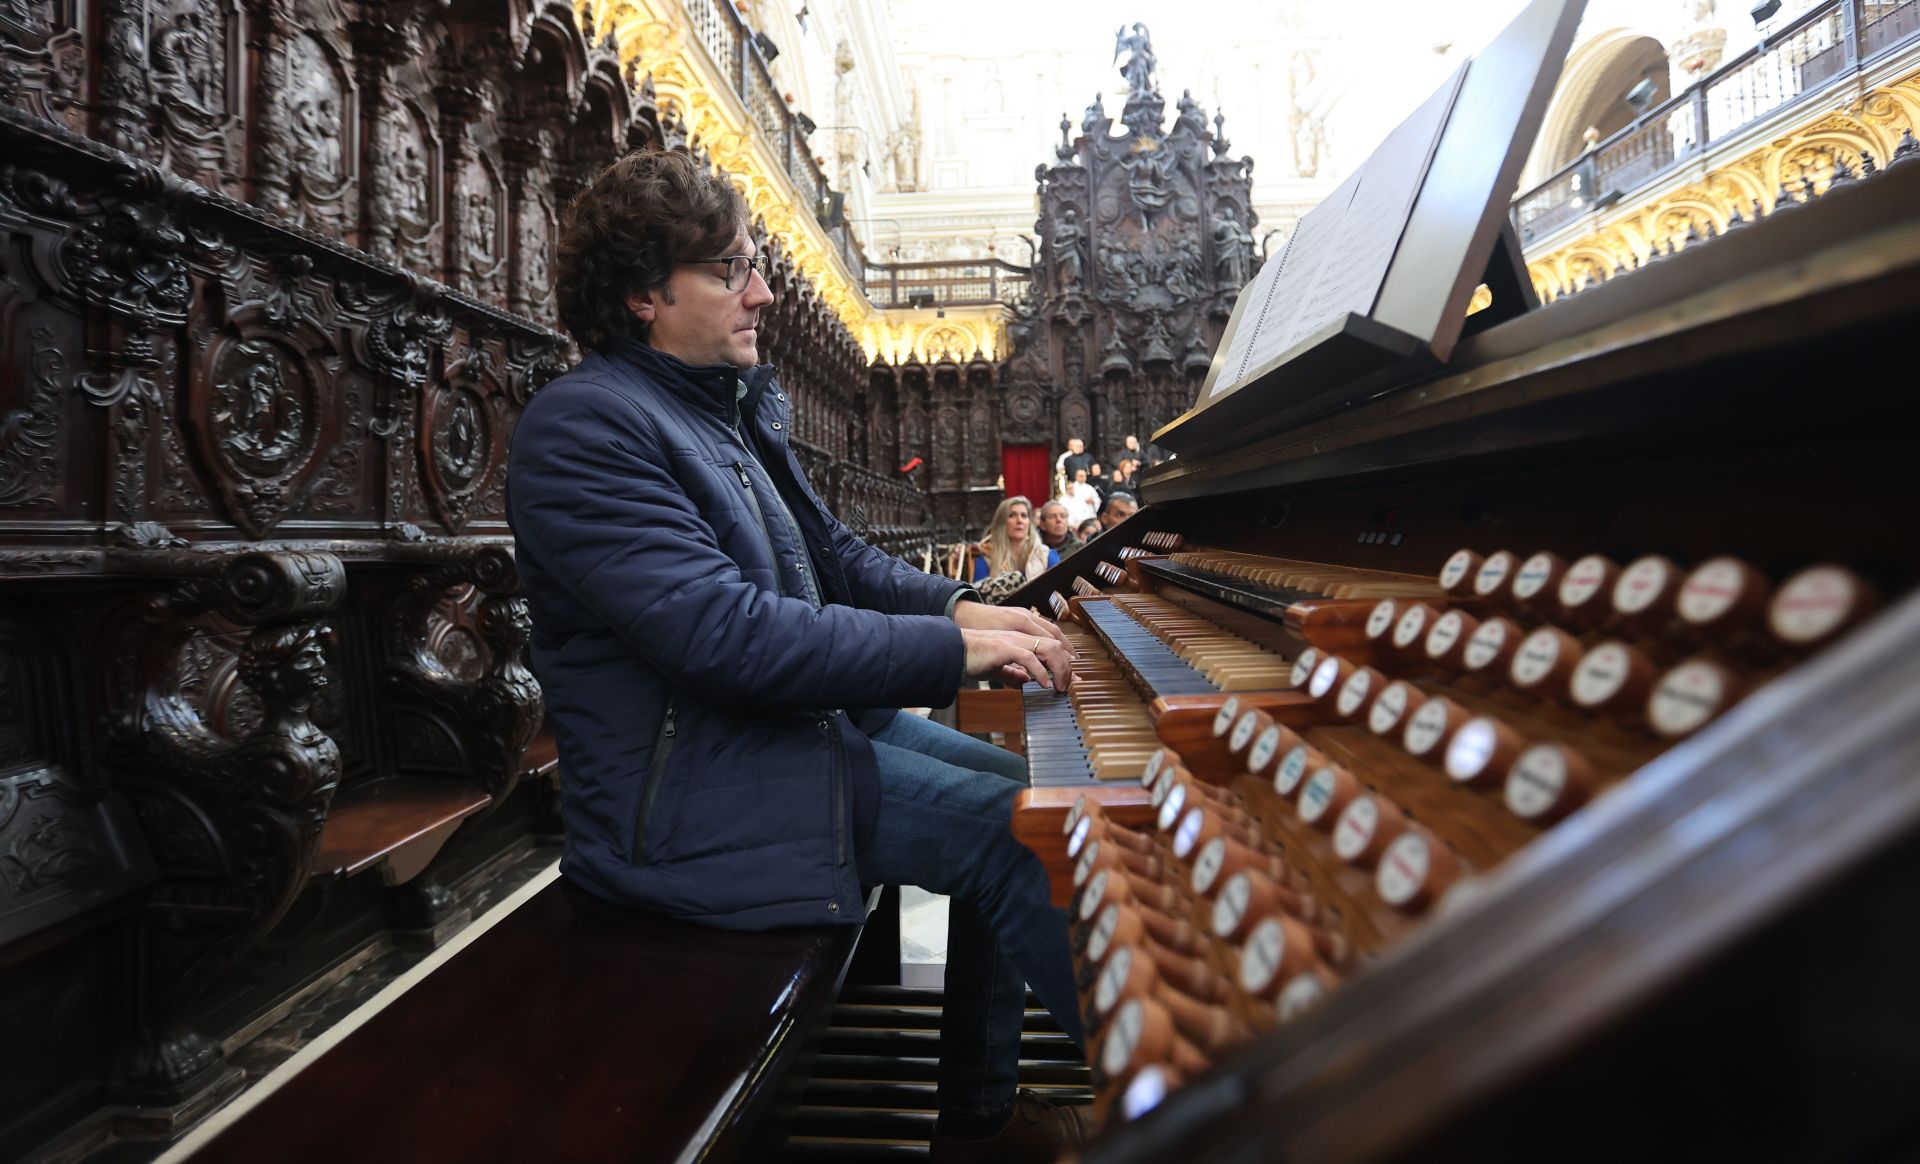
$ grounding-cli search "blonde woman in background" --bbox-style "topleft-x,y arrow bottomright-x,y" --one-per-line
968,495 -> 1058,585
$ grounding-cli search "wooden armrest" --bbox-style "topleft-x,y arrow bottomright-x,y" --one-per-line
311,779 -> 492,886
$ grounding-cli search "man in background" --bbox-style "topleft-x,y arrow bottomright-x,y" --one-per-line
1098,491 -> 1137,532
1035,499 -> 1085,559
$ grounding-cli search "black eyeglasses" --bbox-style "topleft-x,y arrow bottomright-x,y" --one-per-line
685,253 -> 770,291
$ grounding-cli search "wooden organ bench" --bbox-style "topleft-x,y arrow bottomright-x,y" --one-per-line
175,879 -> 875,1164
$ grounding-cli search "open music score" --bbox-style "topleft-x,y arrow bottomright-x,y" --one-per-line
1011,542 -> 1880,1130
1164,0 -> 1585,455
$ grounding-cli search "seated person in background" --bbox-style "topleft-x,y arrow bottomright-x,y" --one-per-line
508,150 -> 1085,1162
1061,468 -> 1099,526
968,495 -> 1059,592
1075,516 -> 1102,544
1053,437 -> 1090,484
1085,462 -> 1107,503
1035,499 -> 1084,560
1098,490 -> 1137,532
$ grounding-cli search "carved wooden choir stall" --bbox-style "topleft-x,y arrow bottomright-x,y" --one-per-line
0,0 -> 921,1156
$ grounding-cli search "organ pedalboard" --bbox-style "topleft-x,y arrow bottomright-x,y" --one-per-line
1002,538 -> 1898,1138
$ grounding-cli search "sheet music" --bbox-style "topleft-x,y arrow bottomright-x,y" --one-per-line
1205,63 -> 1469,400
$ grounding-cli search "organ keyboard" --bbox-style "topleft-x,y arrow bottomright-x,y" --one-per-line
986,137 -> 1920,1161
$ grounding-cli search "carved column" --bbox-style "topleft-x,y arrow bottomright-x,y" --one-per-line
246,0 -> 297,217
95,0 -> 155,156
503,122 -> 556,320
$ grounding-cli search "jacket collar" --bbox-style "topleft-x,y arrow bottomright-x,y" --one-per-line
603,339 -> 777,422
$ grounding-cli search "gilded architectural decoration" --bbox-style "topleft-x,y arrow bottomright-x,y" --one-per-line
574,0 -> 874,334
862,308 -> 1004,366
1527,65 -> 1920,301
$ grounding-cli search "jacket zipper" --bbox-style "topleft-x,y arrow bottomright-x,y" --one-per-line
632,696 -> 677,862
732,460 -> 782,574
823,714 -> 848,866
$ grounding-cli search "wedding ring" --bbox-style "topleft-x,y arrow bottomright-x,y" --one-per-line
1031,637 -> 1043,654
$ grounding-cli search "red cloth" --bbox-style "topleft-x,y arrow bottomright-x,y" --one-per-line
1001,443 -> 1051,507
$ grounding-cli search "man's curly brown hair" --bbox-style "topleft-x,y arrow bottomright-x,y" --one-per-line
553,150 -> 747,351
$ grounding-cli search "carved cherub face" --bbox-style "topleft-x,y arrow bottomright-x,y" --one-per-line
242,623 -> 333,701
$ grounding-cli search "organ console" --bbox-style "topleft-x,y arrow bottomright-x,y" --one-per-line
974,98 -> 1920,1164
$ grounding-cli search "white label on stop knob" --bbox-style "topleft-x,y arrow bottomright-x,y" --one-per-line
1065,795 -> 1088,836
1511,628 -> 1566,686
1335,669 -> 1374,717
1571,642 -> 1631,706
1614,556 -> 1672,614
1513,553 -> 1557,600
1238,916 -> 1289,995
1770,566 -> 1855,644
1067,814 -> 1092,859
1404,699 -> 1453,755
1425,611 -> 1466,658
1230,710 -> 1259,752
1308,656 -> 1343,699
1463,620 -> 1511,670
1393,605 -> 1431,649
1299,768 -> 1339,822
1212,870 -> 1252,938
1365,600 -> 1399,640
1506,744 -> 1568,819
1094,945 -> 1132,1014
1249,725 -> 1283,772
1120,1065 -> 1170,1122
1439,549 -> 1478,591
1174,806 -> 1205,859
1101,999 -> 1144,1077
1157,782 -> 1188,831
1333,797 -> 1380,860
1141,748 -> 1169,790
1649,661 -> 1727,736
1213,697 -> 1241,736
1678,558 -> 1745,624
1088,902 -> 1120,962
1278,973 -> 1328,1021
1376,833 -> 1431,905
1191,836 -> 1227,895
1473,552 -> 1514,597
1559,555 -> 1612,608
1079,869 -> 1109,921
1369,682 -> 1412,735
1274,746 -> 1312,795
1288,648 -> 1321,689
1074,841 -> 1100,887
1444,718 -> 1499,781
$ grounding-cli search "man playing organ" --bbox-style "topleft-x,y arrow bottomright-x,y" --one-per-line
506,149 -> 1089,1161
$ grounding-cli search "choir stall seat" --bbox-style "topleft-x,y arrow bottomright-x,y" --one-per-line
180,878 -> 874,1164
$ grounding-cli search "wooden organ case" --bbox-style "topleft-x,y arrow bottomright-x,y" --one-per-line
985,82 -> 1920,1164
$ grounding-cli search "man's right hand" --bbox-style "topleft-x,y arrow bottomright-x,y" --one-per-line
961,628 -> 1075,691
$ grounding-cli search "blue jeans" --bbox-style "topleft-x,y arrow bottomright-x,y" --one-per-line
861,712 -> 1085,1135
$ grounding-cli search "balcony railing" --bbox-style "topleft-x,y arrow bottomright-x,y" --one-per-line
866,259 -> 1033,309
1514,0 -> 1920,245
680,0 -> 869,280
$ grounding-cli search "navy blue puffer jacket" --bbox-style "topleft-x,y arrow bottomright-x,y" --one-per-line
508,342 -> 968,929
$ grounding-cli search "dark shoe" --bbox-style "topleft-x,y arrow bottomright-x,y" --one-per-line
929,1089 -> 1091,1163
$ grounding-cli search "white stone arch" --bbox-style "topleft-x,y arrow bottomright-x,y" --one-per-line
1522,26 -> 1672,189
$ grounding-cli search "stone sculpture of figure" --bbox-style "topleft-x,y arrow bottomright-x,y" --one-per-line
1176,89 -> 1207,134
1213,208 -> 1254,288
1051,207 -> 1084,289
1082,92 -> 1106,135
152,11 -> 216,110
1112,23 -> 1156,101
